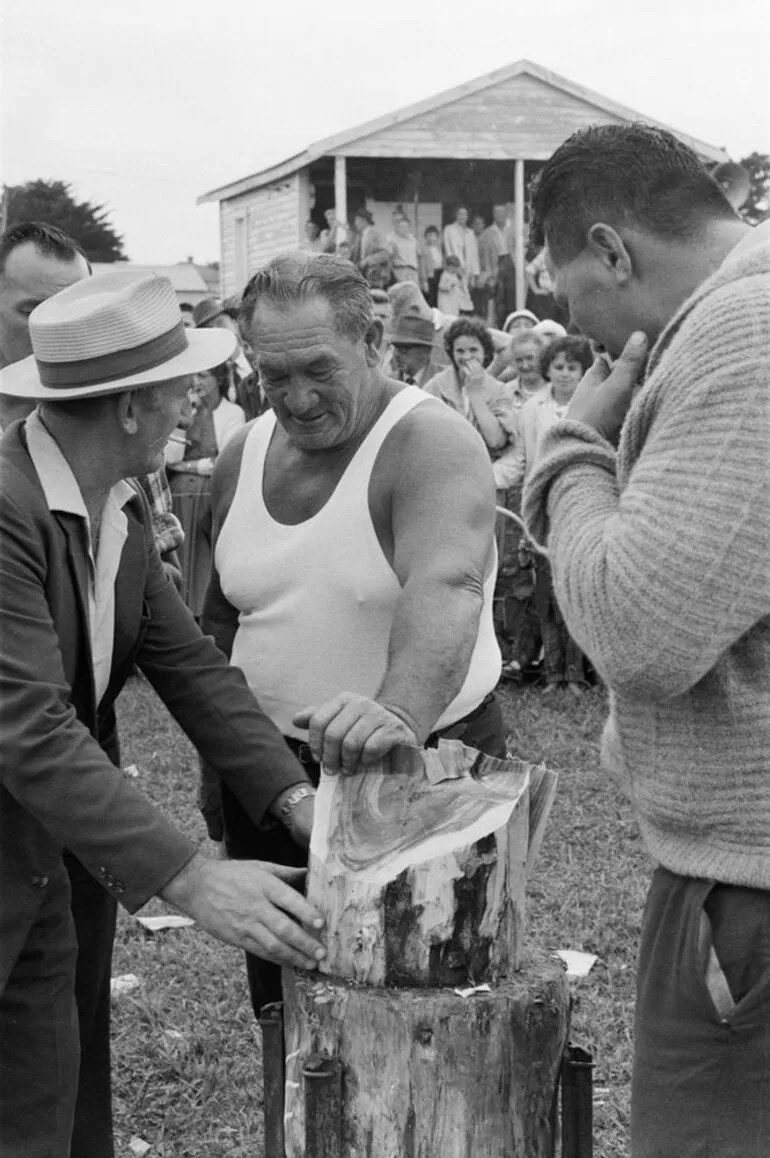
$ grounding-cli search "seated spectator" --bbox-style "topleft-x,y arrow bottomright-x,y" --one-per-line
438,255 -> 473,316
424,317 -> 513,457
494,336 -> 593,693
422,225 -> 444,307
388,312 -> 444,386
166,365 -> 245,618
371,288 -> 392,326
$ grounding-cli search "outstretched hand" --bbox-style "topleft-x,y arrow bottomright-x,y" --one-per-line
160,854 -> 325,970
566,331 -> 649,445
293,693 -> 418,774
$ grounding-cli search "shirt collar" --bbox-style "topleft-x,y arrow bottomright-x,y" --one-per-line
25,409 -> 137,519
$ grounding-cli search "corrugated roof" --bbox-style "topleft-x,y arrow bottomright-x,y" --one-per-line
198,59 -> 729,204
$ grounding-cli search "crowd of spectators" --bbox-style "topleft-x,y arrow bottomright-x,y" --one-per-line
303,201 -> 568,329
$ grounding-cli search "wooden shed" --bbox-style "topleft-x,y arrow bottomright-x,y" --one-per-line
198,59 -> 728,305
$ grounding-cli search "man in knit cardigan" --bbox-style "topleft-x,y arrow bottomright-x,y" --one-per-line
522,124 -> 769,1157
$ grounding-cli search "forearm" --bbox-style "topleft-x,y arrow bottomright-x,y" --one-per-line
375,576 -> 484,742
469,394 -> 508,449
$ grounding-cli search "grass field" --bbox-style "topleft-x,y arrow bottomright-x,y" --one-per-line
112,676 -> 648,1157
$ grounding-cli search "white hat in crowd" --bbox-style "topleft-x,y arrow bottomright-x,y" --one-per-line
0,271 -> 236,401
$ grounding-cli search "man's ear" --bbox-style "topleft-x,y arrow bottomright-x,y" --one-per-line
116,390 -> 140,435
586,223 -> 633,285
364,317 -> 384,365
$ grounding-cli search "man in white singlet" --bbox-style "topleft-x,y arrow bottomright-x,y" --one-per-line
201,251 -> 505,1014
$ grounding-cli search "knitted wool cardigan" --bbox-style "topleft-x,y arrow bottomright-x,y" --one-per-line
523,229 -> 770,889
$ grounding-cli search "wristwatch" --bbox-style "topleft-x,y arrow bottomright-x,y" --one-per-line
280,784 -> 316,821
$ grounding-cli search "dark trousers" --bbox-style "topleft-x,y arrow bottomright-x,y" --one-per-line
633,867 -> 770,1157
223,693 -> 508,1017
532,558 -> 586,685
66,854 -> 117,1158
0,866 -> 80,1158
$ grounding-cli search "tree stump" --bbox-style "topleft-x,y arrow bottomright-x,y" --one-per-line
282,952 -> 569,1158
282,741 -> 564,1157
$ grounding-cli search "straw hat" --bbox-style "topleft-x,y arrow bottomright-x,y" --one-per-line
0,272 -> 236,401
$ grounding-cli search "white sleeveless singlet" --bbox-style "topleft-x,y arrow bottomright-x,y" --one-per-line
215,386 -> 501,738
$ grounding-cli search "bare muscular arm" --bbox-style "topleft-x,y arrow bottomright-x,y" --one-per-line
294,402 -> 497,771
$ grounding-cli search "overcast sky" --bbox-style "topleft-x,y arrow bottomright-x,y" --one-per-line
3,0 -> 768,264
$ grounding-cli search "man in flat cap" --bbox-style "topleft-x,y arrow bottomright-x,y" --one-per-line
0,270 -> 325,1158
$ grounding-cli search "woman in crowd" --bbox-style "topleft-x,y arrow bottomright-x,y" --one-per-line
424,317 -> 514,458
495,335 -> 594,693
166,365 -> 245,618
387,211 -> 426,289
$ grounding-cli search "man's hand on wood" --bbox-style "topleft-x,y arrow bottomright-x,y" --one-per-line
160,853 -> 326,969
293,694 -> 419,774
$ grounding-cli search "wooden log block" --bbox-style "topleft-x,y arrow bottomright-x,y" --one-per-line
307,741 -> 554,985
282,951 -> 570,1158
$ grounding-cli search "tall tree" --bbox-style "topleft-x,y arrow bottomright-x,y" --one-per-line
738,152 -> 770,226
3,179 -> 127,262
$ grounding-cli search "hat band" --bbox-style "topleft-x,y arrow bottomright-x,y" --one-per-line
35,321 -> 189,388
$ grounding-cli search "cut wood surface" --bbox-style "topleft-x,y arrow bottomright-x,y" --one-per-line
308,741 -> 555,986
282,951 -> 570,1158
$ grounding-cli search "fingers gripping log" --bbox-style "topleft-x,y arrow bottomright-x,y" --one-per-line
282,741 -> 567,1158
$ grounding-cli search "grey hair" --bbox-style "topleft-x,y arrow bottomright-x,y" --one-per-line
239,252 -> 374,343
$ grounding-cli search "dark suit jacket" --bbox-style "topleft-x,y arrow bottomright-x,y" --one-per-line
0,421 -> 310,988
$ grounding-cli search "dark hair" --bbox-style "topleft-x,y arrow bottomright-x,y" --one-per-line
0,221 -> 90,274
540,335 -> 593,379
239,252 -> 374,342
424,226 -> 439,238
444,317 -> 495,368
530,124 -> 737,263
370,289 -> 390,304
221,294 -> 242,320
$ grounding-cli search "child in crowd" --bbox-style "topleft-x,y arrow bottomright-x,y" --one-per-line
438,254 -> 473,316
496,335 -> 594,693
423,225 -> 444,307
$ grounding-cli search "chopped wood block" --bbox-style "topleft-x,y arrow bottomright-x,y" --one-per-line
282,951 -> 570,1158
308,741 -> 550,985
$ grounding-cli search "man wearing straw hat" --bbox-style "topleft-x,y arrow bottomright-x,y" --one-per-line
0,270 -> 325,1158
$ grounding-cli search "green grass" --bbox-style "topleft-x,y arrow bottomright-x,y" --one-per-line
112,677 -> 647,1156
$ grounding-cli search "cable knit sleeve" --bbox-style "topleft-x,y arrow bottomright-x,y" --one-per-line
522,280 -> 770,700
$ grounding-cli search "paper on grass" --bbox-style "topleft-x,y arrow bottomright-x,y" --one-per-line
110,973 -> 140,996
135,914 -> 195,932
554,949 -> 598,978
